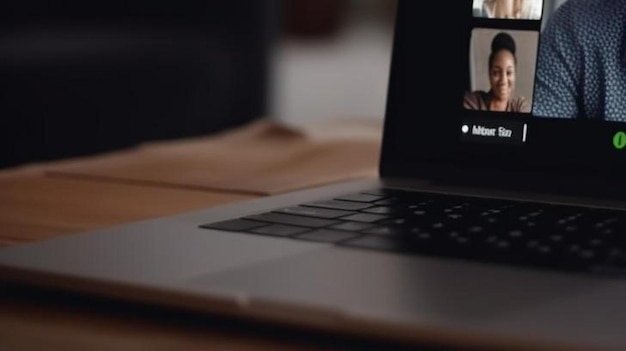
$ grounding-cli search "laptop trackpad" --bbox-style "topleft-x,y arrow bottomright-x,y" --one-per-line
0,222 -> 324,286
187,247 -> 626,348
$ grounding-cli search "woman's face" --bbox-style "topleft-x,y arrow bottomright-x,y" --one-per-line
489,49 -> 516,102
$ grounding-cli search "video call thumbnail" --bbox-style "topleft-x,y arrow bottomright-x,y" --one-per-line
464,29 -> 539,114
473,0 -> 544,20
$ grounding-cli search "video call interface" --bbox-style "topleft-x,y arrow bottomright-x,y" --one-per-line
460,0 -> 626,150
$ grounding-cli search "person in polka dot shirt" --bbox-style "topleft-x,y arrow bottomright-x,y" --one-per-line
533,0 -> 626,121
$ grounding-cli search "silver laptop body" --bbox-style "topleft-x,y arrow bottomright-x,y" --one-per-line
3,1 -> 626,350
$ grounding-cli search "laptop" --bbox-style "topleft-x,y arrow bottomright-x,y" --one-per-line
3,1 -> 626,350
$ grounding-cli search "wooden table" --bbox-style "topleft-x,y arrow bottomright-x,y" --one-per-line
0,119 -> 420,351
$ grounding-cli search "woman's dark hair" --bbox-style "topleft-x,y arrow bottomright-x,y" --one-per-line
488,32 -> 517,69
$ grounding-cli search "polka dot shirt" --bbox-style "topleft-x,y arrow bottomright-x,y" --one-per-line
533,0 -> 626,121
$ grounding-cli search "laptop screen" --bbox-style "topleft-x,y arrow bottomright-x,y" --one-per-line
382,0 -> 626,187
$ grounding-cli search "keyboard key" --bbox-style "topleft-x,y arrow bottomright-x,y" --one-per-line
335,193 -> 385,203
251,225 -> 311,237
200,219 -> 268,232
362,206 -> 405,215
330,222 -> 377,232
341,213 -> 389,223
373,196 -> 398,204
303,200 -> 373,211
295,230 -> 360,243
379,217 -> 426,226
362,226 -> 406,236
275,206 -> 352,219
244,213 -> 339,228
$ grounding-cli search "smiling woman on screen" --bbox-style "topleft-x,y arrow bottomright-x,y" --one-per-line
463,32 -> 530,113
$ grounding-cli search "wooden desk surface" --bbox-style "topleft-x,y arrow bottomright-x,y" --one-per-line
0,120 -> 398,351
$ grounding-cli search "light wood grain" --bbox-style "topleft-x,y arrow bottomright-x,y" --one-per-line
0,175 -> 254,245
44,120 -> 381,196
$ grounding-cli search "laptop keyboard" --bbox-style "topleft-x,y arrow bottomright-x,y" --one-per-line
200,189 -> 626,276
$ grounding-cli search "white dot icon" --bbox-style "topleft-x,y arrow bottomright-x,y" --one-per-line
462,125 -> 470,134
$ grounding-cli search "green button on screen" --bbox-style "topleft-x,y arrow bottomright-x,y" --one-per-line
614,132 -> 626,150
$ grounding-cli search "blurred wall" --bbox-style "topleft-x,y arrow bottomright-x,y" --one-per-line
271,0 -> 397,125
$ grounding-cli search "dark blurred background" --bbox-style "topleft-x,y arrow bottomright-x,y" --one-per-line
0,0 -> 396,169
